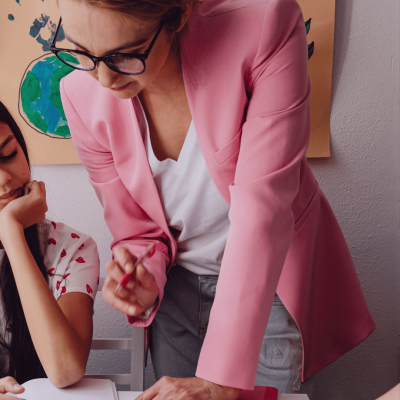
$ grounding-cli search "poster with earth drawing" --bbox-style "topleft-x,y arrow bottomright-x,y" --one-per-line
0,0 -> 334,164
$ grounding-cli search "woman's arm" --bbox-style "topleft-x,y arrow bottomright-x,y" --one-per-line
196,0 -> 310,390
60,78 -> 172,327
0,182 -> 93,388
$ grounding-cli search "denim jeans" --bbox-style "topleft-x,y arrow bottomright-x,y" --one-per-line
149,264 -> 314,396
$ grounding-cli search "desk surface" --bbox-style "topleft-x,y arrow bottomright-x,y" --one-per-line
117,392 -> 310,400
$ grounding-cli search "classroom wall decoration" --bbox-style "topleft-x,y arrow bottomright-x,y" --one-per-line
0,0 -> 334,165
0,0 -> 80,164
299,0 -> 336,158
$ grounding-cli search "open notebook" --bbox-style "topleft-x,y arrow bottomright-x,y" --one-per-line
7,378 -> 118,399
7,379 -> 308,400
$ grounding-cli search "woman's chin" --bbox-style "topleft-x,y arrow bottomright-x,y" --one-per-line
109,83 -> 139,100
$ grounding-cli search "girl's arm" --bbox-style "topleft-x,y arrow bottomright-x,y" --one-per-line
0,182 -> 93,388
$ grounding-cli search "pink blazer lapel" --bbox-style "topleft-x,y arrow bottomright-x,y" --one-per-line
109,96 -> 172,241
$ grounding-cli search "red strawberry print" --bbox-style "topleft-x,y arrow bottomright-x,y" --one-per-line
56,281 -> 61,290
86,284 -> 93,294
97,276 -> 100,285
71,233 -> 80,239
75,257 -> 85,263
63,273 -> 71,280
48,238 -> 56,245
6,324 -> 12,333
46,268 -> 55,277
61,287 -> 67,294
60,249 -> 66,257
51,221 -> 57,229
78,243 -> 84,250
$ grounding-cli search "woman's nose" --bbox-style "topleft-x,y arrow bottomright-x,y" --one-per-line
96,62 -> 120,89
0,169 -> 12,186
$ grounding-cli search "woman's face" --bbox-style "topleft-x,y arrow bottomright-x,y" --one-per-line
0,123 -> 30,211
58,0 -> 173,99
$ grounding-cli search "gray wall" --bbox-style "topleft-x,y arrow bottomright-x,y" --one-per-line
306,0 -> 400,398
30,0 -> 399,397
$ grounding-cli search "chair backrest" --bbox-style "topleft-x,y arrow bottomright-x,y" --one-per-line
84,278 -> 145,391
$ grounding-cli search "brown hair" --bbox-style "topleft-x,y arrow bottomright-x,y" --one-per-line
76,0 -> 201,42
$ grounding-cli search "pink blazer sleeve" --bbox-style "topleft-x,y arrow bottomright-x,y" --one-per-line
60,82 -> 170,327
195,0 -> 311,389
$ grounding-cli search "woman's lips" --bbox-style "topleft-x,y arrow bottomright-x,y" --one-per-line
110,82 -> 131,92
0,188 -> 21,204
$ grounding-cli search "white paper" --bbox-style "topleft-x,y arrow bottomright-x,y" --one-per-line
117,392 -> 143,400
7,378 -> 118,400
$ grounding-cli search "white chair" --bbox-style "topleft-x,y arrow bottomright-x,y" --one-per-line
84,278 -> 145,391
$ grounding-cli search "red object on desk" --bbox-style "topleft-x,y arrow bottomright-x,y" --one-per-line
238,386 -> 278,400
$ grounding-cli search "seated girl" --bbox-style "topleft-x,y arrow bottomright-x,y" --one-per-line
0,101 -> 99,398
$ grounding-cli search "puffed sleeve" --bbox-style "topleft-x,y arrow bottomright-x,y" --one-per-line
44,221 -> 100,302
60,81 -> 170,327
196,0 -> 311,389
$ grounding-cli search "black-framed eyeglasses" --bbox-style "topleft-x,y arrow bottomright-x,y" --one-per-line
50,17 -> 164,75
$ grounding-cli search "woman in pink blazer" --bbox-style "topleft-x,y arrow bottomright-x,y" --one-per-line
57,0 -> 376,397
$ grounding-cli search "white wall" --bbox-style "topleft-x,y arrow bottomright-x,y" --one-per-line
31,0 -> 399,397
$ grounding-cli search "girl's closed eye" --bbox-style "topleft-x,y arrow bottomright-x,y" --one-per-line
1,150 -> 17,161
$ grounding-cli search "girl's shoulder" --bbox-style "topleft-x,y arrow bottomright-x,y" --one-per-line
39,219 -> 92,245
40,220 -> 100,301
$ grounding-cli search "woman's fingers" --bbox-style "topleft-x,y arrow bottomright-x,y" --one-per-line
105,259 -> 136,290
113,246 -> 137,274
105,246 -> 158,315
102,276 -> 143,316
0,377 -> 25,394
136,264 -> 156,290
105,260 -> 126,283
136,380 -> 160,400
136,377 -> 241,400
103,275 -> 136,302
134,264 -> 159,309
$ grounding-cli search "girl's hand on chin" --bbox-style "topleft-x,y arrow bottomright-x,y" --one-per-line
0,180 -> 47,230
0,376 -> 25,398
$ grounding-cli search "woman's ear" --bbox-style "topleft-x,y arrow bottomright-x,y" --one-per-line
175,3 -> 194,34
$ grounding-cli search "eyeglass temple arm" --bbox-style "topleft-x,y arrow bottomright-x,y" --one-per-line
51,17 -> 62,48
143,21 -> 164,56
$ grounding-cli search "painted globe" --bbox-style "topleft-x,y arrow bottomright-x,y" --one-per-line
19,54 -> 75,138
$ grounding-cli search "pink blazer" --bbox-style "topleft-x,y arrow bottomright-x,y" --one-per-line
60,0 -> 375,390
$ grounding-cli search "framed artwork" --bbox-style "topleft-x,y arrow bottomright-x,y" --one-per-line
299,0 -> 336,157
0,0 -> 79,164
0,0 -> 335,164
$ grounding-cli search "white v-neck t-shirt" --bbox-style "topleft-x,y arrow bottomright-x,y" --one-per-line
146,120 -> 230,275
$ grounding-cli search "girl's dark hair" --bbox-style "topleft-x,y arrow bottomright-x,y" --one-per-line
0,102 -> 48,382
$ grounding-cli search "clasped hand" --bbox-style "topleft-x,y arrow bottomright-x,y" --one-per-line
0,180 -> 47,240
102,246 -> 159,317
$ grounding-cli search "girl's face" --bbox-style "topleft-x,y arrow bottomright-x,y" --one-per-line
58,0 -> 173,99
0,123 -> 30,211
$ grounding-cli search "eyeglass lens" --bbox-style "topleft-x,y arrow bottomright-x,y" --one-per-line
57,51 -> 145,74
